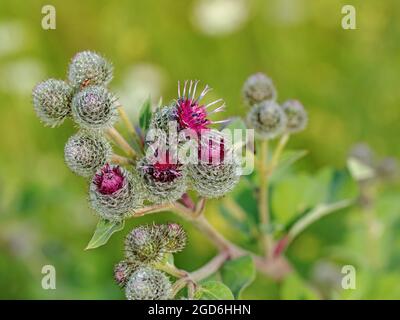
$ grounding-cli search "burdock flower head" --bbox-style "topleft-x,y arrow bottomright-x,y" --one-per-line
68,51 -> 113,89
137,151 -> 187,204
89,164 -> 143,221
160,223 -> 187,253
124,224 -> 165,265
247,100 -> 287,140
32,79 -> 73,127
125,223 -> 187,266
281,99 -> 308,134
71,85 -> 118,130
64,130 -> 112,177
125,266 -> 171,300
114,260 -> 137,287
242,72 -> 277,107
150,80 -> 226,135
188,131 -> 241,199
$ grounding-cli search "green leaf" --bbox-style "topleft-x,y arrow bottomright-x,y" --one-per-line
139,97 -> 152,131
270,149 -> 308,183
347,157 -> 375,181
194,281 -> 234,300
281,272 -> 319,299
220,256 -> 256,299
287,199 -> 354,241
85,219 -> 125,250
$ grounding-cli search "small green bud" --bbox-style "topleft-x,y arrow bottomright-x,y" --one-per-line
64,131 -> 112,177
125,266 -> 172,300
242,73 -> 277,107
282,99 -> 308,133
246,101 -> 287,140
71,85 -> 118,130
114,260 -> 137,287
32,79 -> 73,127
188,161 -> 241,199
68,51 -> 113,89
124,224 -> 165,265
160,223 -> 187,253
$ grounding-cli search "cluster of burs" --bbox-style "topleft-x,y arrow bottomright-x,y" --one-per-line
243,73 -> 308,139
32,50 -> 308,300
32,51 -> 241,221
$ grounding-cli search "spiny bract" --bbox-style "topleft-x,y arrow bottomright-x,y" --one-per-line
137,155 -> 187,204
160,223 -> 187,253
125,266 -> 172,300
114,260 -> 137,287
281,99 -> 308,134
242,72 -> 277,107
246,100 -> 287,140
89,164 -> 143,221
71,85 -> 118,130
124,224 -> 166,265
32,79 -> 73,127
64,130 -> 112,177
68,51 -> 113,89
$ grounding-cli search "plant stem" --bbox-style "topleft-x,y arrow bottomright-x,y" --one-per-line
268,133 -> 290,174
130,204 -> 173,217
110,154 -> 134,166
190,252 -> 229,281
259,139 -> 272,257
117,105 -> 144,150
106,127 -> 136,159
171,278 -> 190,298
157,262 -> 188,278
117,106 -> 136,138
126,201 -> 292,280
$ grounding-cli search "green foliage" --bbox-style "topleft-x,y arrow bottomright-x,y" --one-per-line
85,219 -> 125,250
139,97 -> 152,131
220,256 -> 256,299
194,281 -> 234,300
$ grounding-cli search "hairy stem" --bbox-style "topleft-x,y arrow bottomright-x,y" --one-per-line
117,106 -> 136,138
157,262 -> 188,278
126,201 -> 292,280
190,252 -> 229,281
259,140 -> 272,257
106,127 -> 136,159
268,133 -> 290,174
110,154 -> 134,166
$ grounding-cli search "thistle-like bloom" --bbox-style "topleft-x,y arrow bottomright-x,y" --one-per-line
175,80 -> 227,133
71,85 -> 118,130
124,224 -> 165,265
68,51 -> 113,89
64,131 -> 112,177
188,133 -> 241,198
125,266 -> 171,300
242,73 -> 277,107
137,153 -> 187,204
89,164 -> 143,221
282,99 -> 308,134
160,223 -> 187,253
114,260 -> 137,287
150,81 -> 226,136
32,79 -> 73,127
247,100 -> 287,139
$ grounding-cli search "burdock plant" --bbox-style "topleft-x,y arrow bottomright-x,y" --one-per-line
32,53 -> 359,300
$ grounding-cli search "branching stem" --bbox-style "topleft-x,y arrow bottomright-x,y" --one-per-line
106,127 -> 136,159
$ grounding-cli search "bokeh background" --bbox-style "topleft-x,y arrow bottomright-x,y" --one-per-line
0,0 -> 399,299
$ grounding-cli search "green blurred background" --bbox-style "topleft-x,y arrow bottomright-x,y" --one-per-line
0,0 -> 399,299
